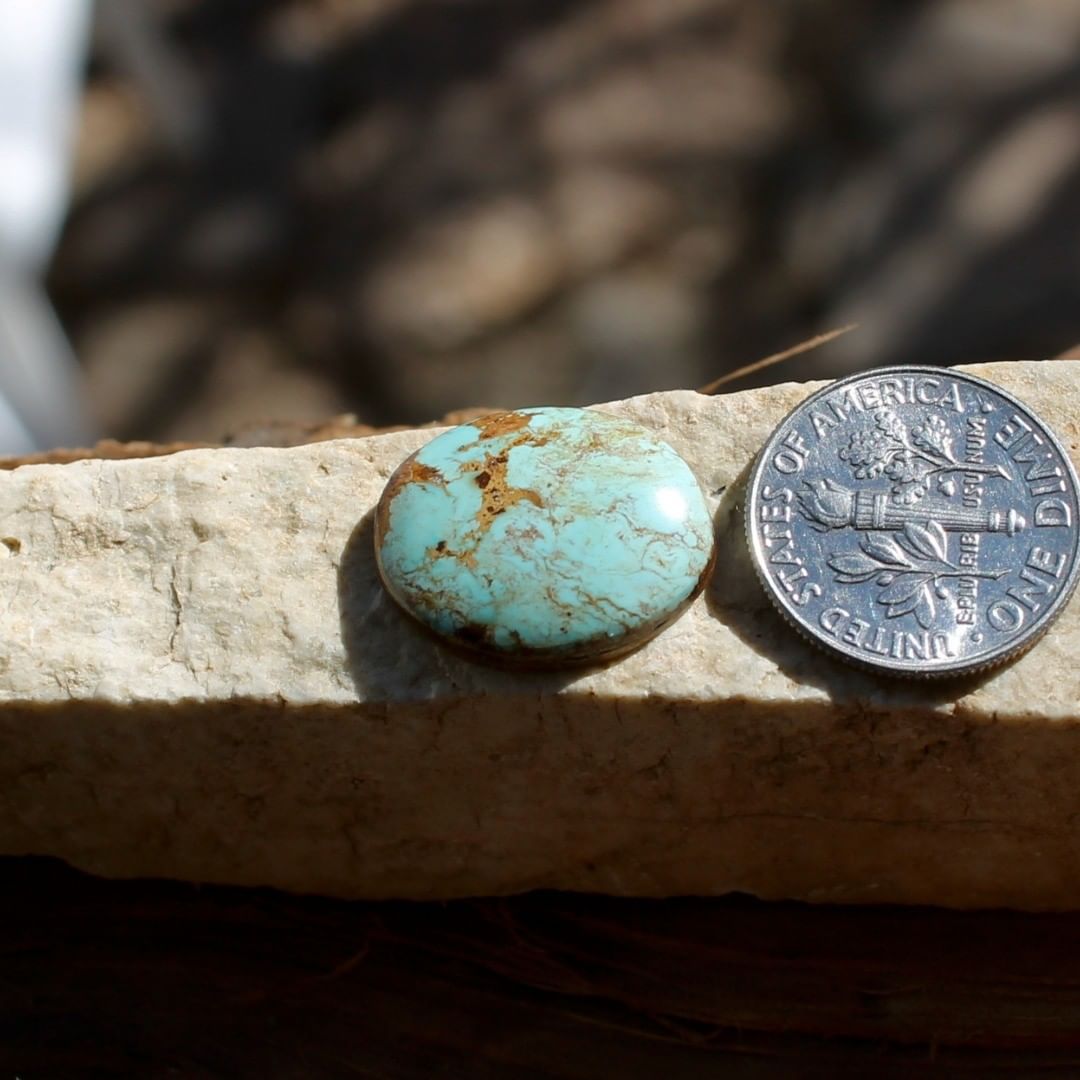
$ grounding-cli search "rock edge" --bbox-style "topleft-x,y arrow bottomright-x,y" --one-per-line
1,361 -> 1079,908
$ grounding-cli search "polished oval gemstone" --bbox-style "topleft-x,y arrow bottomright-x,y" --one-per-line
374,407 -> 714,666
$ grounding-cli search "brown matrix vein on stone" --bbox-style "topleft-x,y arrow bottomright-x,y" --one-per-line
459,428 -> 547,535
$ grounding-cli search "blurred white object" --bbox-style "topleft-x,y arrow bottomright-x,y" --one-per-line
0,0 -> 94,453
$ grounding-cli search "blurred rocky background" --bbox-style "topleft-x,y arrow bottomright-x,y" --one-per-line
47,0 -> 1080,443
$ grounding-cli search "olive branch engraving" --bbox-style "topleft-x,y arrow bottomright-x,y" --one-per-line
839,408 -> 1008,506
827,520 -> 1006,629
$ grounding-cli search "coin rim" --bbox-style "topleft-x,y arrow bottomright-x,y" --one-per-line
745,365 -> 1080,678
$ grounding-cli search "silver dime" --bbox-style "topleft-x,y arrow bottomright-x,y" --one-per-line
745,366 -> 1080,677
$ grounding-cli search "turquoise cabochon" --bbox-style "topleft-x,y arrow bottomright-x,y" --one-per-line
373,406 -> 716,667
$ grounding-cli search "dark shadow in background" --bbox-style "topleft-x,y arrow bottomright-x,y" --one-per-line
53,0 -> 595,439
48,1 -> 1080,438
711,24 -> 1080,386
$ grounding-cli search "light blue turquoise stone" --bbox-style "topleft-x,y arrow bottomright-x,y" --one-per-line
374,407 -> 714,665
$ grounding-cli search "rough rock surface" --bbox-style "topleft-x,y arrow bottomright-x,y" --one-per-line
1,361 -> 1078,908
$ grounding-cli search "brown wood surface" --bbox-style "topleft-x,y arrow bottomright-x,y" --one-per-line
4,857 -> 1080,1077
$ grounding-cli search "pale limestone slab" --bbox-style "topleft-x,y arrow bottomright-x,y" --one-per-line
1,361 -> 1078,908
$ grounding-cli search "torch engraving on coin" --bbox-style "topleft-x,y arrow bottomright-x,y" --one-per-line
746,367 -> 1080,676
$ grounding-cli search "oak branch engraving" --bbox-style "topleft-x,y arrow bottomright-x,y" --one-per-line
838,408 -> 1008,506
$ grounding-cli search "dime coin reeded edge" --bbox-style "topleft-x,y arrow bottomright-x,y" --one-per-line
744,365 -> 1080,679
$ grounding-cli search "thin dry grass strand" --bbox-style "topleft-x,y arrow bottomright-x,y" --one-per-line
698,324 -> 858,395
